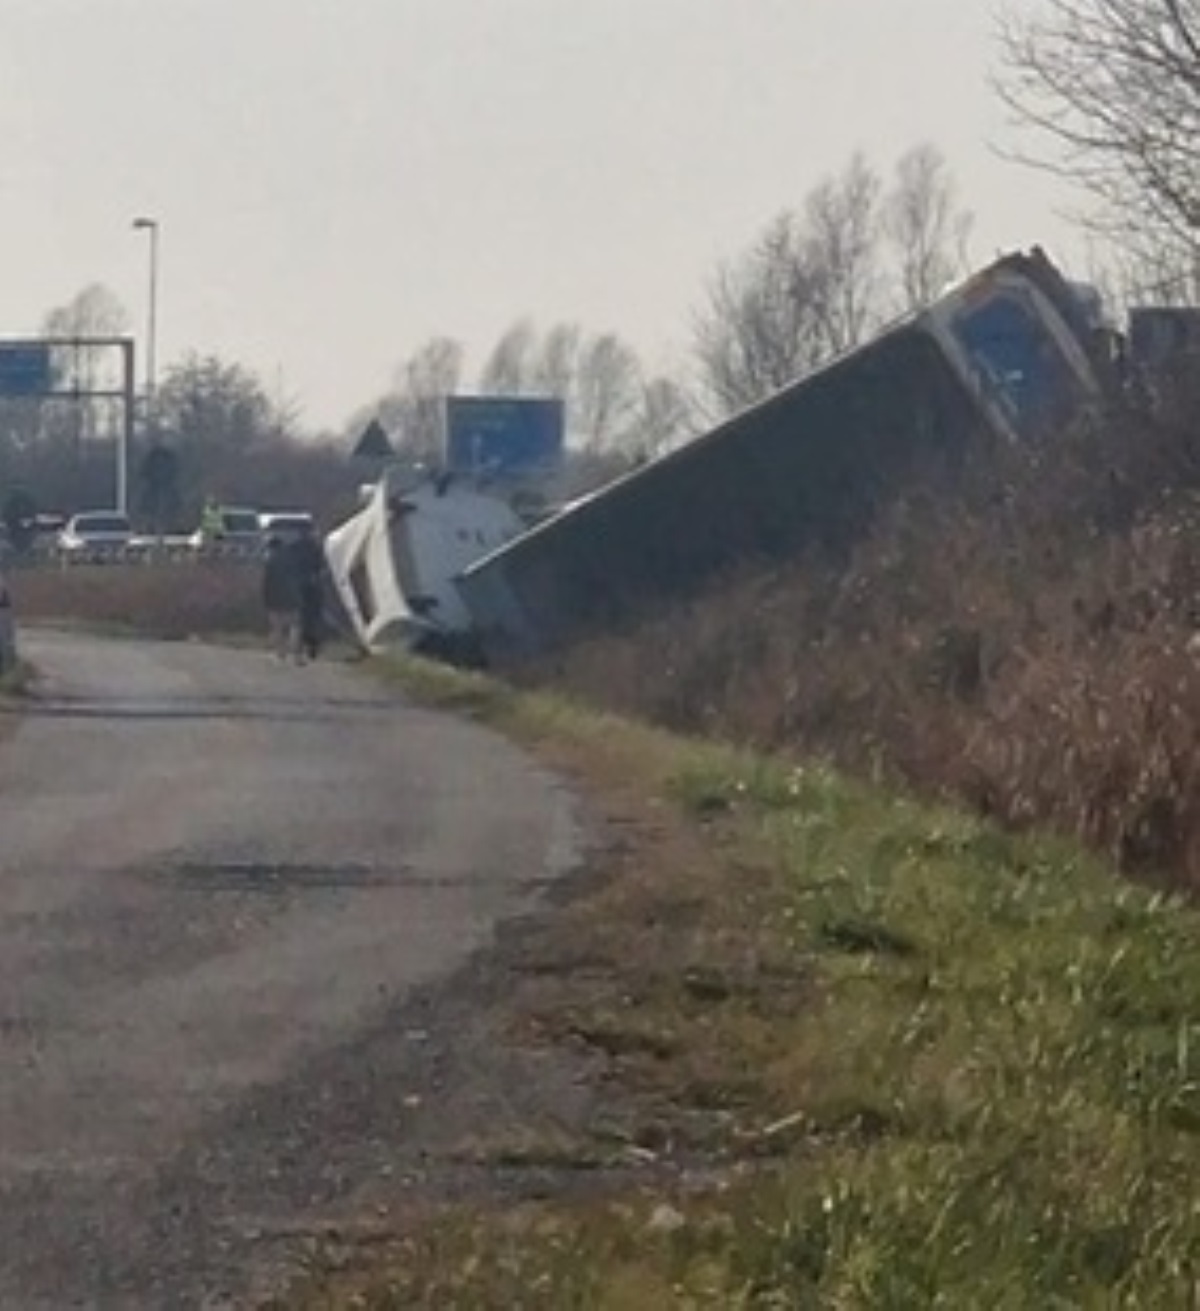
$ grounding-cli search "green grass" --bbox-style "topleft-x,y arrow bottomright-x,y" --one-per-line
284,656 -> 1200,1308
285,660 -> 1200,1311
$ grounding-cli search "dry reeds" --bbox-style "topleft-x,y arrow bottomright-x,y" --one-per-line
544,392 -> 1200,893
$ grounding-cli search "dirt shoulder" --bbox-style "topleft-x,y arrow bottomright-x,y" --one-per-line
251,673 -> 804,1306
250,729 -> 777,1298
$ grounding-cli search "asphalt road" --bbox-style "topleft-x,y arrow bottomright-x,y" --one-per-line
0,630 -> 580,1308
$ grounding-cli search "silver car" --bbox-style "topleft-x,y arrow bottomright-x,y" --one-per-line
57,511 -> 134,561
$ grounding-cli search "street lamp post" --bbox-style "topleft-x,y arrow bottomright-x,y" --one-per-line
131,216 -> 159,402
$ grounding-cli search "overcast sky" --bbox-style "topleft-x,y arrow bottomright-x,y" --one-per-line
0,0 -> 1082,434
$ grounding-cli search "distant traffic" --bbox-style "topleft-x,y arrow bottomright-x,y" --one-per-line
1,501 -> 316,566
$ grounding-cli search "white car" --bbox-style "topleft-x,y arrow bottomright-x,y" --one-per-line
258,511 -> 315,545
57,511 -> 134,558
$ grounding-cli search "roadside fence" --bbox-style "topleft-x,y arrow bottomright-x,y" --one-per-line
6,540 -> 266,570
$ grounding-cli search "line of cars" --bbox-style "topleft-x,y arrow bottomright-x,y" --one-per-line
48,506 -> 316,562
0,505 -> 314,671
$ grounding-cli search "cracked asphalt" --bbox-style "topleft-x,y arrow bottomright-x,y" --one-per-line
0,630 -> 580,1308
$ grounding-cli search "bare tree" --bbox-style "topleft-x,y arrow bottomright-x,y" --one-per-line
885,143 -> 974,310
42,283 -> 129,347
997,0 -> 1200,269
694,149 -> 979,417
42,284 -> 130,396
637,376 -> 695,458
40,284 -> 131,448
371,337 -> 464,461
143,353 -> 358,525
478,320 -> 587,400
533,322 -> 582,395
694,213 -> 827,417
572,334 -> 643,452
479,319 -> 536,395
157,354 -> 276,459
351,320 -> 691,476
398,337 -> 463,404
473,319 -> 691,459
693,169 -> 886,421
149,353 -> 277,517
804,152 -> 884,351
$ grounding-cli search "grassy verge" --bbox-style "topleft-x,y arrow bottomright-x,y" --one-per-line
540,424 -> 1200,898
8,561 -> 264,641
283,655 -> 1199,1308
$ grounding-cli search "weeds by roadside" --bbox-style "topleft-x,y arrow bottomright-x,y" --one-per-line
283,657 -> 1199,1308
540,403 -> 1200,897
8,561 -> 263,641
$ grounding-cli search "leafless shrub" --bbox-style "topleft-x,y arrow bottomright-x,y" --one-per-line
12,563 -> 263,640
546,398 -> 1200,894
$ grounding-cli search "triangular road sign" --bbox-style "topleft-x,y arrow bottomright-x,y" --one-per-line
352,418 -> 395,460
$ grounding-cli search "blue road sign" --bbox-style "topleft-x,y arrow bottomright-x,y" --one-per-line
0,344 -> 52,397
445,396 -> 565,477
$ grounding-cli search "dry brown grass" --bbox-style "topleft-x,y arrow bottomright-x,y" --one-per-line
9,560 -> 265,640
537,396 -> 1200,895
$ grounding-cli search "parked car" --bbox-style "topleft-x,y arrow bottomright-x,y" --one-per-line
57,511 -> 134,558
258,510 -> 316,545
29,513 -> 67,558
188,505 -> 262,552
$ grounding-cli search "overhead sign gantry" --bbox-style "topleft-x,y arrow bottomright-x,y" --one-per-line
0,337 -> 136,513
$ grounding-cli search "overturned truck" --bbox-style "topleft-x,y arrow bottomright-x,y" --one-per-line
455,248 -> 1110,658
326,248 -> 1112,660
324,472 -> 525,657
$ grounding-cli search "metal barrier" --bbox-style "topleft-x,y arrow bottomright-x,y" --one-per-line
10,541 -> 265,569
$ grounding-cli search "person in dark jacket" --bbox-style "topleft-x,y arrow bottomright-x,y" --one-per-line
288,522 -> 326,661
0,566 -> 14,674
262,535 -> 301,661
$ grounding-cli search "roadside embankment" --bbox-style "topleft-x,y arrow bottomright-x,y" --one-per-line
534,410 -> 1200,900
7,560 -> 263,641
277,655 -> 1199,1308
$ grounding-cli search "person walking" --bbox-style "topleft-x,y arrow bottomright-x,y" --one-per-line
262,535 -> 300,661
0,565 -> 15,674
200,495 -> 224,544
288,521 -> 326,661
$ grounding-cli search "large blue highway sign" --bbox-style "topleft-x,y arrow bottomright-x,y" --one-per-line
445,396 -> 565,477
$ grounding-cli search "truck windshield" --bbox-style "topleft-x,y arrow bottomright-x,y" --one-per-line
951,293 -> 1083,437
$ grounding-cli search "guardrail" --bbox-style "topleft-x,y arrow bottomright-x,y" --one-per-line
6,540 -> 266,569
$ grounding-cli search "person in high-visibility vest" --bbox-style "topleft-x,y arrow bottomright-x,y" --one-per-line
200,497 -> 224,542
